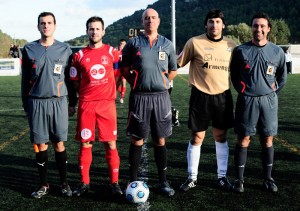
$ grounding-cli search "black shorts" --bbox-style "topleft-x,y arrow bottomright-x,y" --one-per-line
188,87 -> 234,132
127,90 -> 172,139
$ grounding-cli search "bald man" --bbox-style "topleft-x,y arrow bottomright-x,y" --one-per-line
121,8 -> 177,197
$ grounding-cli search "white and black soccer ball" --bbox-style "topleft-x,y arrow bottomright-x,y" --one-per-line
125,181 -> 149,204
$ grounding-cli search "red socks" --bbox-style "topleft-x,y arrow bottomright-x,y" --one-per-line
105,148 -> 120,183
120,87 -> 126,98
78,147 -> 120,184
78,147 -> 92,184
117,86 -> 126,98
117,86 -> 122,94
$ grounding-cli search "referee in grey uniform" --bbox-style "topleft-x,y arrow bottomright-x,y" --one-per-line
230,12 -> 287,193
121,8 -> 177,197
21,12 -> 76,199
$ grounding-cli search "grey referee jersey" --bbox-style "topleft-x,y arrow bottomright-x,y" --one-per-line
21,40 -> 72,108
230,41 -> 287,96
122,34 -> 177,92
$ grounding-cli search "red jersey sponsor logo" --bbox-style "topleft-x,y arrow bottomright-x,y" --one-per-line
90,64 -> 106,80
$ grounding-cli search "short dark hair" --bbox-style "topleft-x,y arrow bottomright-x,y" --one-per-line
119,38 -> 126,43
86,16 -> 104,31
251,12 -> 272,28
38,12 -> 56,25
204,9 -> 225,26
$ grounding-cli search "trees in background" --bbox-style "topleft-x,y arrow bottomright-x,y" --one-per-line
0,30 -> 27,58
269,19 -> 291,45
227,23 -> 252,45
226,19 -> 290,45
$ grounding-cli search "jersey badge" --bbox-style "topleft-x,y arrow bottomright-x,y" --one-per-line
81,128 -> 92,140
159,51 -> 166,60
70,66 -> 77,78
101,55 -> 108,65
54,64 -> 62,74
267,66 -> 274,75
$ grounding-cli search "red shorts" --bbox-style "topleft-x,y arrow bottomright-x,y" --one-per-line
114,69 -> 121,77
76,100 -> 117,142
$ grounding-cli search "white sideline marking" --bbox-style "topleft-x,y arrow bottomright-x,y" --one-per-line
0,128 -> 29,151
275,136 -> 300,155
138,138 -> 149,182
0,109 -> 24,112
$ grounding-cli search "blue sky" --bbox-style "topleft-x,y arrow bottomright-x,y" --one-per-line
0,0 -> 157,42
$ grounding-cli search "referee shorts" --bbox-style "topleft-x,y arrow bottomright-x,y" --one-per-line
234,92 -> 278,136
127,90 -> 172,139
188,87 -> 234,132
28,96 -> 68,144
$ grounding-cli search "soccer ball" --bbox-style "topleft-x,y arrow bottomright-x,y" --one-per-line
125,181 -> 149,204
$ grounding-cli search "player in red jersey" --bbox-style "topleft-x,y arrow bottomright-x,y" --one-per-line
69,16 -> 123,197
115,39 -> 127,103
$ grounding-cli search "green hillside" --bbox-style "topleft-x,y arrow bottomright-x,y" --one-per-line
0,0 -> 299,57
66,0 -> 300,51
0,30 -> 27,58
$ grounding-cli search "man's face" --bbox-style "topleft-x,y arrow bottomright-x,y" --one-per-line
87,21 -> 105,44
119,41 -> 126,50
252,18 -> 270,43
206,18 -> 224,39
38,15 -> 56,38
142,9 -> 160,33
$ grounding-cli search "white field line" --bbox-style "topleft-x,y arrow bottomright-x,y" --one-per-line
274,136 -> 300,156
0,108 -> 24,112
138,138 -> 149,182
0,128 -> 29,151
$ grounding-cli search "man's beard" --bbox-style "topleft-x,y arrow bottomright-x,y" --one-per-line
89,37 -> 101,44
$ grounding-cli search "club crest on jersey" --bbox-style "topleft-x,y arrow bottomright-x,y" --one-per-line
70,66 -> 77,77
101,55 -> 109,65
90,64 -> 106,80
81,128 -> 92,140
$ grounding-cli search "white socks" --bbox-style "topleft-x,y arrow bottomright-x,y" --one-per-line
187,140 -> 229,180
187,142 -> 201,181
215,140 -> 229,178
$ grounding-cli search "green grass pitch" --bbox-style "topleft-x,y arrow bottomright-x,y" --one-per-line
0,74 -> 299,210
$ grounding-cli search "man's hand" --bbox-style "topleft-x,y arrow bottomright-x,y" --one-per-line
271,82 -> 277,91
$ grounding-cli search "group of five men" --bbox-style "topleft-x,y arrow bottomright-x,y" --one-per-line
21,8 -> 286,199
